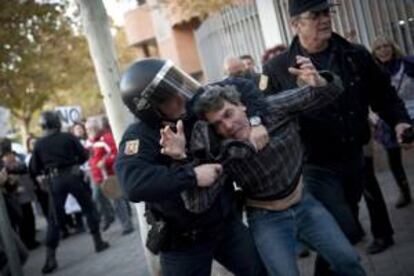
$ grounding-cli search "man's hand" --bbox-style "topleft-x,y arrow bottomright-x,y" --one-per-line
0,169 -> 8,186
249,125 -> 269,151
160,120 -> 187,159
395,123 -> 414,149
288,55 -> 327,87
194,163 -> 223,187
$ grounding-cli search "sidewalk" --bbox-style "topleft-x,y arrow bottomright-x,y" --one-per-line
23,149 -> 414,276
23,215 -> 150,276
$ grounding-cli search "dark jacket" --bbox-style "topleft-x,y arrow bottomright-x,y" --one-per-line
29,131 -> 88,176
115,78 -> 266,233
263,33 -> 410,165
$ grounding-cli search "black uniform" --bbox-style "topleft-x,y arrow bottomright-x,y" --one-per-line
29,131 -> 99,250
116,78 -> 266,276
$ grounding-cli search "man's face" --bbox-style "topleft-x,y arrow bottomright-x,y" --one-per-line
293,8 -> 333,48
204,101 -> 251,140
86,126 -> 99,140
73,125 -> 85,138
242,58 -> 255,72
226,60 -> 247,77
157,93 -> 187,121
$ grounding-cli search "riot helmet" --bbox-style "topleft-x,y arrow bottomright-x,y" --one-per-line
39,111 -> 61,131
120,58 -> 201,123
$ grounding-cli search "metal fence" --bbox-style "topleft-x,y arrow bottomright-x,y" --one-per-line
194,1 -> 265,82
195,0 -> 414,82
273,0 -> 414,53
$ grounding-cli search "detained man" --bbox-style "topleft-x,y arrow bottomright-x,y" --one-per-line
161,56 -> 366,276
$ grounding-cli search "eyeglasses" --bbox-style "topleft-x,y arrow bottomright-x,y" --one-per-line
299,8 -> 333,21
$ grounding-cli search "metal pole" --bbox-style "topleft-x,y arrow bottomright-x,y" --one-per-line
75,0 -> 158,275
0,191 -> 23,276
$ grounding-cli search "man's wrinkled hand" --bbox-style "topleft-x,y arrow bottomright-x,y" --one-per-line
395,123 -> 414,149
249,125 -> 269,151
288,55 -> 327,87
194,164 -> 223,187
160,120 -> 187,159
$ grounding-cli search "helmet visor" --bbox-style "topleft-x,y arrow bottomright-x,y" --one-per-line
136,61 -> 201,110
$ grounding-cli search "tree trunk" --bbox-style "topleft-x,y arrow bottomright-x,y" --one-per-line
75,1 -> 159,275
19,117 -> 30,151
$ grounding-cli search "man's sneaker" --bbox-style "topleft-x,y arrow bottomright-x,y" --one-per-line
95,241 -> 110,253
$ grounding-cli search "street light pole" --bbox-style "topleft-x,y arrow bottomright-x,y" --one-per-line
75,1 -> 159,275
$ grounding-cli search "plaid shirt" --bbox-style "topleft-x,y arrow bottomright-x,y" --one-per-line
182,72 -> 343,212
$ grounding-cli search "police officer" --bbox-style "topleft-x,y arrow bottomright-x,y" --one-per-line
29,111 -> 109,274
116,59 -> 267,276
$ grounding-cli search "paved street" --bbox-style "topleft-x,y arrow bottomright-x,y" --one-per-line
22,148 -> 414,276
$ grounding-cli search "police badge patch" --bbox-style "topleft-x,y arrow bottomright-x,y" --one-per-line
125,140 -> 140,155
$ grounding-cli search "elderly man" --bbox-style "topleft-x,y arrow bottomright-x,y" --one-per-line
263,0 -> 413,264
162,56 -> 366,276
223,56 -> 266,91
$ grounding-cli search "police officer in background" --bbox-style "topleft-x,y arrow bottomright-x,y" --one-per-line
29,111 -> 109,274
116,59 -> 267,276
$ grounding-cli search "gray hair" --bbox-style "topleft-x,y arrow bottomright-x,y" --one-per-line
194,85 -> 241,118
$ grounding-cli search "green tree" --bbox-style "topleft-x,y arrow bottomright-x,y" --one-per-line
0,0 -> 101,141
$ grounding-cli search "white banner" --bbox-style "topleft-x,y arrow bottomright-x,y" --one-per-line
54,106 -> 83,128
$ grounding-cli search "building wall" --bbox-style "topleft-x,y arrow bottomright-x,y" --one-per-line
195,1 -> 266,82
122,2 -> 203,77
268,0 -> 414,53
123,4 -> 155,46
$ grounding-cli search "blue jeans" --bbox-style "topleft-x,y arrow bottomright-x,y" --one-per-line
92,184 -> 133,231
303,159 -> 365,243
246,192 -> 365,276
160,218 -> 265,276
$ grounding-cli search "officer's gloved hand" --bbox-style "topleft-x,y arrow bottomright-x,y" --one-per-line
396,123 -> 414,149
216,139 -> 256,166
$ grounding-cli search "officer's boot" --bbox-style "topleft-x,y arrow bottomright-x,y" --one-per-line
396,180 -> 412,208
42,247 -> 58,274
92,232 -> 109,253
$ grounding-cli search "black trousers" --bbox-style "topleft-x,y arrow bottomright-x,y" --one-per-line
362,156 -> 394,239
386,147 -> 409,187
46,172 -> 99,249
19,202 -> 37,248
